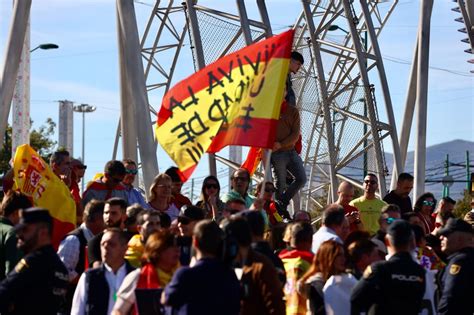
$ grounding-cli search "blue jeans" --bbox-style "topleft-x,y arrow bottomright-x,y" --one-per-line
271,149 -> 307,207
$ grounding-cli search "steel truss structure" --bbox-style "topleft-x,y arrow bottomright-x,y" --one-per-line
293,0 -> 402,209
136,0 -> 402,209
0,0 -> 405,206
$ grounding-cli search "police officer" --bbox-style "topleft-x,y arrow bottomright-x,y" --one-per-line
351,220 -> 426,315
437,218 -> 474,315
0,207 -> 69,314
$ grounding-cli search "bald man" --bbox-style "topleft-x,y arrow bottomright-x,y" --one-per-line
335,181 -> 363,232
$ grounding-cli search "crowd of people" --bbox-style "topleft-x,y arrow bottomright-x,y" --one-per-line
0,50 -> 473,315
0,153 -> 473,315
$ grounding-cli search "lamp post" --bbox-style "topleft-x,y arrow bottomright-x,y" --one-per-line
30,43 -> 59,53
73,104 -> 96,192
12,39 -> 59,157
328,24 -> 349,34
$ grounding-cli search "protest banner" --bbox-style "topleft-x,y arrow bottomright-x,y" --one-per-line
156,30 -> 294,180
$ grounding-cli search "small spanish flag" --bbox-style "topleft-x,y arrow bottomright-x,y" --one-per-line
12,144 -> 76,249
156,30 -> 294,180
242,147 -> 263,176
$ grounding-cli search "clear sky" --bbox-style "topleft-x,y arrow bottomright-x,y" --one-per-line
1,0 -> 472,197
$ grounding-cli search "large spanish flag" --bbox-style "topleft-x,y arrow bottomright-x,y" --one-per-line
12,144 -> 76,249
156,30 -> 294,180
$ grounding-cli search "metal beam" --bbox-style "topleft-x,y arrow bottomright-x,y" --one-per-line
414,0 -> 434,199
301,0 -> 338,202
185,0 -> 217,177
0,0 -> 32,148
117,5 -> 138,164
359,0 -> 402,191
116,0 -> 159,195
341,0 -> 387,196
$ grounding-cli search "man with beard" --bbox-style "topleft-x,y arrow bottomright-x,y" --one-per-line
88,198 -> 127,268
0,208 -> 69,315
383,173 -> 414,215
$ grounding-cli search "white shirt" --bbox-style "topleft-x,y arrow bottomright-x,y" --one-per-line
71,263 -> 128,315
113,269 -> 141,314
57,223 -> 95,281
312,226 -> 342,254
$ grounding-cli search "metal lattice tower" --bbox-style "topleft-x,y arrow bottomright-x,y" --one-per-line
292,0 -> 402,210
136,0 -> 402,208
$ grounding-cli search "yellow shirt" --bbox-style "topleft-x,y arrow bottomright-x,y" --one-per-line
125,234 -> 144,268
349,197 -> 387,235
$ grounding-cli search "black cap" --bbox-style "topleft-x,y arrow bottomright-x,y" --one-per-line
178,205 -> 205,224
387,219 -> 413,246
14,207 -> 52,231
438,218 -> 474,236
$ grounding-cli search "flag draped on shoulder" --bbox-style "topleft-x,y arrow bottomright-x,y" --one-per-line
12,144 -> 76,249
156,30 -> 294,180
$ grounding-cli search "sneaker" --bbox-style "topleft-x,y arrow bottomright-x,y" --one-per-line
275,200 -> 292,221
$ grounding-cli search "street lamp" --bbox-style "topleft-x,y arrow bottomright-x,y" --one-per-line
30,43 -> 59,53
328,24 -> 349,34
73,104 -> 96,192
12,42 -> 59,157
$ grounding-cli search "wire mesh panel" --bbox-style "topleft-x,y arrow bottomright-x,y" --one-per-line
195,11 -> 264,66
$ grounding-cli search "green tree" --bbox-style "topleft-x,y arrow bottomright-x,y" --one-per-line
453,189 -> 472,219
0,118 -> 57,175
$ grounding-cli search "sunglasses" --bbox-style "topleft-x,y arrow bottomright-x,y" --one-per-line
75,165 -> 87,170
264,188 -> 275,193
232,176 -> 248,182
205,184 -> 219,189
157,184 -> 171,189
126,169 -> 138,175
422,200 -> 435,207
364,180 -> 377,185
385,217 -> 399,225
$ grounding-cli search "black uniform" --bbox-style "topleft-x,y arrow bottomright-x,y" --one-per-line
438,247 -> 474,315
351,252 -> 426,315
0,245 -> 69,315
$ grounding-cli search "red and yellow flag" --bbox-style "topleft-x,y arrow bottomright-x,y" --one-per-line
12,144 -> 76,249
156,30 -> 294,180
241,147 -> 263,176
